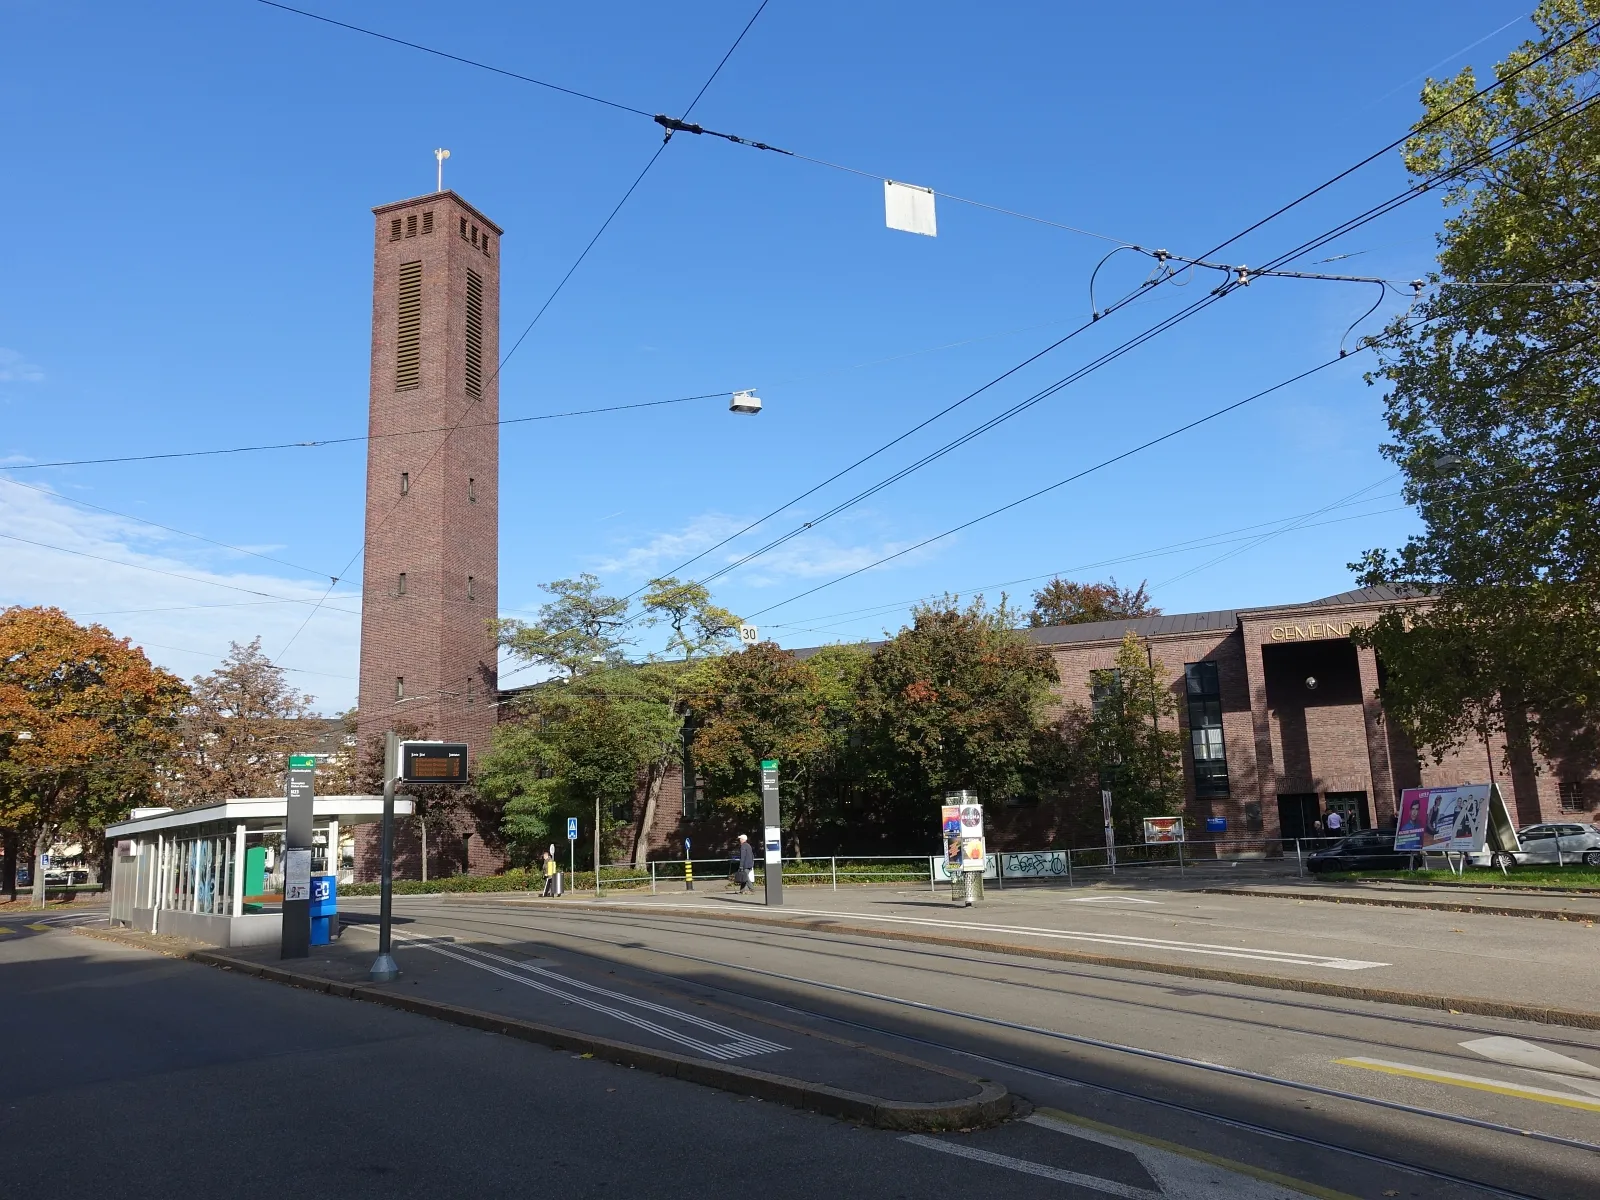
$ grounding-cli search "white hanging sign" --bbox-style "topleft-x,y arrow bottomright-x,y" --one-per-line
884,180 -> 937,237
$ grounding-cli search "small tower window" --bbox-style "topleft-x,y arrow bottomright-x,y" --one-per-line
400,472 -> 409,496
468,477 -> 476,503
397,572 -> 407,595
405,213 -> 417,237
482,235 -> 491,257
460,216 -> 468,239
395,676 -> 405,700
467,575 -> 476,601
470,224 -> 479,245
421,210 -> 434,234
389,218 -> 402,241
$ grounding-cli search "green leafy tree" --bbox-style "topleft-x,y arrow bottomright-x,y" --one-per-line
496,574 -> 630,678
687,642 -> 869,858
1353,2 -> 1600,818
641,576 -> 740,660
1051,633 -> 1185,845
857,596 -> 1058,836
1029,578 -> 1159,627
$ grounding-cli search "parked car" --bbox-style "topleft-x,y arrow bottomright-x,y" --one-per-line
1513,823 -> 1600,866
1306,829 -> 1414,874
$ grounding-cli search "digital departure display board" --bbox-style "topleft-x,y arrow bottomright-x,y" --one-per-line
399,741 -> 469,785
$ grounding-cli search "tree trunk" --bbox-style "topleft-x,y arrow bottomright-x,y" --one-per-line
3,828 -> 16,901
633,762 -> 665,868
1500,694 -> 1544,826
32,827 -> 50,909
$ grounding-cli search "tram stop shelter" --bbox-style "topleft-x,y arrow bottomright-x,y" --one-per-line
105,795 -> 414,948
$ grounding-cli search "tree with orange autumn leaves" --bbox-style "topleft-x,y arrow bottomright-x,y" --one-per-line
0,606 -> 188,905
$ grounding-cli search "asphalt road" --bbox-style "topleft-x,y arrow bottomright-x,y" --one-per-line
345,892 -> 1600,1200
5,894 -> 1598,1200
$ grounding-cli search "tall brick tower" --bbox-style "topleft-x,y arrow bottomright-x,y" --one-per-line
358,191 -> 500,773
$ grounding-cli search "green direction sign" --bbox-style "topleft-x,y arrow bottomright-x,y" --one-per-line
288,754 -> 316,769
760,759 -> 779,770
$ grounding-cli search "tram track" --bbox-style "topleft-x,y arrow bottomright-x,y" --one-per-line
371,900 -> 1599,1198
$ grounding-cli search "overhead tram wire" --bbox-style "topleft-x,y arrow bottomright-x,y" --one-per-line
0,529 -> 360,613
742,353 -> 1360,620
688,78 -> 1600,597
270,0 -> 774,666
617,27 -> 1600,603
0,475 -> 341,582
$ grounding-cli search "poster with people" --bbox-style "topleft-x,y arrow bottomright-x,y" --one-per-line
1393,784 -> 1517,855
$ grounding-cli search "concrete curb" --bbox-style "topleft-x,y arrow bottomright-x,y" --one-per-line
64,925 -> 1006,1132
1201,886 -> 1599,921
546,900 -> 1600,1032
187,950 -> 1009,1132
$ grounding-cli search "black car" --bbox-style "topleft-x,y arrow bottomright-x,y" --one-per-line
1306,829 -> 1412,874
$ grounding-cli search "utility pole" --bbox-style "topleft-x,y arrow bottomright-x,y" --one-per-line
369,731 -> 400,982
593,794 -> 601,897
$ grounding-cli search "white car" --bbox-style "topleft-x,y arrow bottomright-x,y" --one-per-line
1513,823 -> 1600,867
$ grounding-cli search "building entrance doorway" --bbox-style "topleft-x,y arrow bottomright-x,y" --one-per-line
1324,790 -> 1369,831
1277,793 -> 1321,842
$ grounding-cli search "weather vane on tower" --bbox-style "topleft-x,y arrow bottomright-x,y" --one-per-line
434,148 -> 450,193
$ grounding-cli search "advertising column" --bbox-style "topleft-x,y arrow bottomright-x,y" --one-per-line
761,759 -> 783,907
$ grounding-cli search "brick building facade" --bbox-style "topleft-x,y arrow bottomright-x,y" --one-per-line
356,190 -> 503,878
613,586 -> 1600,862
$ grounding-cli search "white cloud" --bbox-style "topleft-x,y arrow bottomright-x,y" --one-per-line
0,348 -> 44,384
0,481 -> 361,711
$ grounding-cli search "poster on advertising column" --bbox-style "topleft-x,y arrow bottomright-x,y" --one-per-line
1394,783 -> 1519,855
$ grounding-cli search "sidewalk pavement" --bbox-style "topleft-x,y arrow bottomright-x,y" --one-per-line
444,880 -> 1600,1028
74,922 -> 1008,1132
1202,879 -> 1600,920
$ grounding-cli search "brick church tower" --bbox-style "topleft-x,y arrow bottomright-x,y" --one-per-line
357,190 -> 501,800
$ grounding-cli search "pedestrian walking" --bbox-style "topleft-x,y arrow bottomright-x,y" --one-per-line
736,833 -> 755,895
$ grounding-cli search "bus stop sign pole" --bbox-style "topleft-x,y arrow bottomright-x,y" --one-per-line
281,753 -> 316,959
761,759 -> 783,907
369,731 -> 400,983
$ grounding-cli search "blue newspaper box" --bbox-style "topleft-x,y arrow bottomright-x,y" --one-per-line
309,874 -> 338,946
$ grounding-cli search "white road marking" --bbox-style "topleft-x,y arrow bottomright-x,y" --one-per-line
902,1111 -> 1327,1198
378,928 -> 785,1061
1459,1036 -> 1600,1097
902,1133 -> 1160,1198
617,902 -> 1388,970
1069,896 -> 1161,905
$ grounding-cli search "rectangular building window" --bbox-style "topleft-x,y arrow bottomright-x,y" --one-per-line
1560,780 -> 1593,812
460,216 -> 468,239
399,471 -> 409,496
395,676 -> 404,700
1090,668 -> 1121,714
389,218 -> 402,241
405,213 -> 417,237
395,261 -> 423,390
482,235 -> 491,257
465,269 -> 484,398
468,477 -> 476,503
467,575 -> 475,601
421,210 -> 434,234
397,571 -> 407,595
470,223 -> 478,245
1185,661 -> 1229,798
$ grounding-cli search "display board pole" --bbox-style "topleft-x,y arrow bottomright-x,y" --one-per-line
369,731 -> 400,982
280,752 -> 315,959
761,759 -> 783,907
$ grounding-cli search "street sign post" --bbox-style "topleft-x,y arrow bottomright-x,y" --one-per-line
1102,788 -> 1116,875
369,732 -> 401,983
281,753 -> 316,959
760,759 -> 783,907
567,816 -> 577,888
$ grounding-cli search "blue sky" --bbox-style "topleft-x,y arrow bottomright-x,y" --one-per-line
0,1 -> 1535,711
